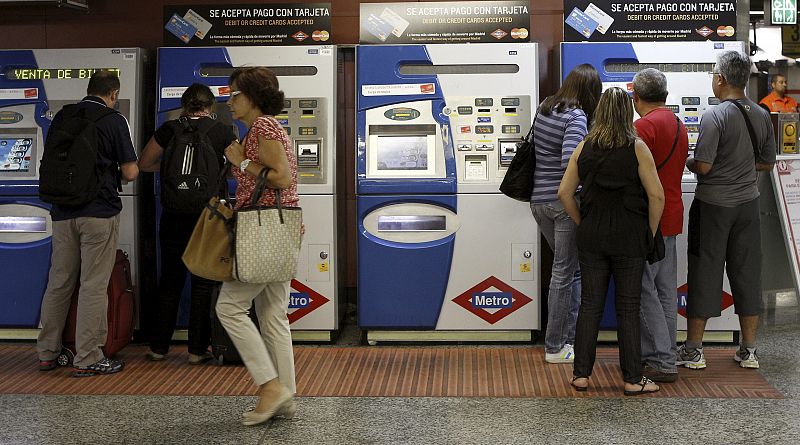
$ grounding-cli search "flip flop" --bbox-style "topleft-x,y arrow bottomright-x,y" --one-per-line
623,377 -> 660,396
571,376 -> 588,392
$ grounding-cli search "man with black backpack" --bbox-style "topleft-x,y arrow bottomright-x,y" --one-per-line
138,83 -> 235,364
36,71 -> 139,377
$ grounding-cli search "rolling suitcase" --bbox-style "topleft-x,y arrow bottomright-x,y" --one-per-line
210,284 -> 259,365
57,249 -> 136,367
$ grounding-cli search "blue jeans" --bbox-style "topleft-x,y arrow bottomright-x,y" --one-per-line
639,236 -> 678,373
531,201 -> 581,353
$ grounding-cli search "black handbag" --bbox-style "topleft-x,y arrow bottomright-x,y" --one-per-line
499,116 -> 536,202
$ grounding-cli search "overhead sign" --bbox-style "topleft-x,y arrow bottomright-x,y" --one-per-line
767,0 -> 798,25
163,4 -> 331,46
359,1 -> 530,44
562,0 -> 737,42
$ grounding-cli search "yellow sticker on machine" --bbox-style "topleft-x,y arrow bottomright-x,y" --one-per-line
318,261 -> 329,272
520,262 -> 531,273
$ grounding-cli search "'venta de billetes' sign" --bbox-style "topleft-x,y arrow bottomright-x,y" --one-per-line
563,1 -> 737,42
359,1 -> 530,44
163,4 -> 331,46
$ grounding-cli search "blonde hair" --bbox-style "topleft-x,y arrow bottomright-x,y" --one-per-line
586,87 -> 637,149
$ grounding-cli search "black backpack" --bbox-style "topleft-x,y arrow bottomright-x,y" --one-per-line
39,104 -> 117,207
160,118 -> 223,213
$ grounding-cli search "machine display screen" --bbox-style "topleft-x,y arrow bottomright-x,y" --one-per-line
475,98 -> 493,106
0,138 -> 32,172
376,136 -> 429,171
605,62 -> 714,73
4,68 -> 121,80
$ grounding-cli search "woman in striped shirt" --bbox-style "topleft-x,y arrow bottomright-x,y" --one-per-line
530,64 -> 601,364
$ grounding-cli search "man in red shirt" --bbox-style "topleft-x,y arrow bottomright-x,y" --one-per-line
631,68 -> 689,383
759,73 -> 798,112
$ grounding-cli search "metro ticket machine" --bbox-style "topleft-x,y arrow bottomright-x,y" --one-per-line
0,48 -> 144,333
561,41 -> 747,340
157,46 -> 339,340
357,43 -> 540,342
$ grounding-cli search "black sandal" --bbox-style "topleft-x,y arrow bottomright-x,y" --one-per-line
623,377 -> 660,396
571,376 -> 588,392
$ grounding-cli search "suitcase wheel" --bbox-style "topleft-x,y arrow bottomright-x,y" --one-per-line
56,348 -> 75,367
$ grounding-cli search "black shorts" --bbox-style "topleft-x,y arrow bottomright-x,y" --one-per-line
687,198 -> 763,318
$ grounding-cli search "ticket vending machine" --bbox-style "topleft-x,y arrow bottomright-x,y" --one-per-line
157,46 -> 339,340
0,48 -> 145,333
561,41 -> 747,341
357,43 -> 540,342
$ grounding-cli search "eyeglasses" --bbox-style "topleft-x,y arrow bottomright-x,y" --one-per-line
229,90 -> 242,97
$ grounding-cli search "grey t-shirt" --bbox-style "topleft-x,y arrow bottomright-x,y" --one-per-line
694,98 -> 776,207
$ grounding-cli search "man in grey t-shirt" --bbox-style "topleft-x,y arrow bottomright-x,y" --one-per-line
678,51 -> 776,371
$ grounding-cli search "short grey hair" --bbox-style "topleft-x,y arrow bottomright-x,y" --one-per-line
632,68 -> 668,102
716,51 -> 750,89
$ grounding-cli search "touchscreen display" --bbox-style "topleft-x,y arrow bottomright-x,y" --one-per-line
0,138 -> 32,172
376,136 -> 428,171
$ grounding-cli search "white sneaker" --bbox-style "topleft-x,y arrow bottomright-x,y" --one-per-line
734,347 -> 760,369
545,344 -> 574,364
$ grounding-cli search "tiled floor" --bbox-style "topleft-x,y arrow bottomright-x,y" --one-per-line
0,300 -> 797,444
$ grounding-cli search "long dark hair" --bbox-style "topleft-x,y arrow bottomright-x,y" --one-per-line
539,63 -> 601,123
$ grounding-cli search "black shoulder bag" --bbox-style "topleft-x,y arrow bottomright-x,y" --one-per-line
499,114 -> 537,201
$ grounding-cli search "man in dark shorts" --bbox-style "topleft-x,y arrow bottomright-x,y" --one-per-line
679,51 -> 776,370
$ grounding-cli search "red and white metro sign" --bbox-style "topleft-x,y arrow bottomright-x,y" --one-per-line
677,283 -> 734,318
452,276 -> 532,324
288,279 -> 329,323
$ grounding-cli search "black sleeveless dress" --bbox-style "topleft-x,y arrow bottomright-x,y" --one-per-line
576,139 -> 651,258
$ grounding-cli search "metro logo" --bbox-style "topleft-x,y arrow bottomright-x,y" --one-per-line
452,276 -> 532,324
288,280 -> 329,323
676,283 -> 734,318
491,29 -> 508,39
696,26 -> 714,37
472,292 -> 513,309
24,89 -> 38,99
292,31 -> 309,42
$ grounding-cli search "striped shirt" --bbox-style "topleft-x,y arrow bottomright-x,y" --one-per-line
530,107 -> 588,203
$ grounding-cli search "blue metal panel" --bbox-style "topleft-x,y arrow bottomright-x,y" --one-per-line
0,50 -> 51,196
357,194 -> 456,328
356,45 -> 456,196
561,42 -> 639,83
0,198 -> 51,327
357,45 -> 445,111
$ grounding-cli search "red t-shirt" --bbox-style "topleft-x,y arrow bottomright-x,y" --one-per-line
233,116 -> 299,210
634,108 -> 689,236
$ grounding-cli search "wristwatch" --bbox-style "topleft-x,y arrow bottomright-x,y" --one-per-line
239,158 -> 251,172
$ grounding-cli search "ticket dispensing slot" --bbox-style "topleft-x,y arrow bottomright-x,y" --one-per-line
377,215 -> 446,232
0,216 -> 46,233
499,139 -> 518,167
296,140 -> 321,167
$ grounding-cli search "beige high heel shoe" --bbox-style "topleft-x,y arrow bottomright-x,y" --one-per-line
241,387 -> 293,426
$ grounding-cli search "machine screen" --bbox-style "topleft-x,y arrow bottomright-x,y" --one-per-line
0,138 -> 32,172
475,98 -> 493,106
605,62 -> 714,73
376,136 -> 429,171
